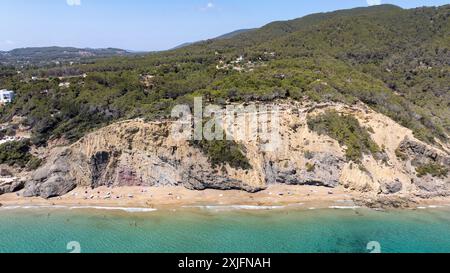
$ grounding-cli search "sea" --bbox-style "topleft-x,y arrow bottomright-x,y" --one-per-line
1,205 -> 450,253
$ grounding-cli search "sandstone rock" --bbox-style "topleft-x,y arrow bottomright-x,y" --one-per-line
37,176 -> 76,199
24,148 -> 76,199
183,170 -> 264,193
0,169 -> 13,177
0,179 -> 25,195
266,153 -> 344,188
380,179 -> 403,194
354,195 -> 416,209
397,138 -> 450,194
398,138 -> 449,166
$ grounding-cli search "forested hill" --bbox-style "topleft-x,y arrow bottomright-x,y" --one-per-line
0,4 -> 448,148
0,47 -> 133,66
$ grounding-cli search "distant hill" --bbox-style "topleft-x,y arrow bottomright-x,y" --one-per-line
0,46 -> 133,66
171,42 -> 195,50
214,28 -> 255,40
172,28 -> 254,50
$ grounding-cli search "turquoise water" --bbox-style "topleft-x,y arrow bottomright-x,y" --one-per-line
1,207 -> 450,253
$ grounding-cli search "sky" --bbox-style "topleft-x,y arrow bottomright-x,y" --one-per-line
0,0 -> 448,51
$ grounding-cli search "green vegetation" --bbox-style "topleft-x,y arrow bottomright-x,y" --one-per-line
305,162 -> 315,172
0,47 -> 133,67
192,139 -> 252,170
307,110 -> 381,162
0,140 -> 42,170
416,163 -> 449,178
0,4 -> 448,151
395,148 -> 408,161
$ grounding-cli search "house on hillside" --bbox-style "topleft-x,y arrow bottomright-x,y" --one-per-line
0,89 -> 15,104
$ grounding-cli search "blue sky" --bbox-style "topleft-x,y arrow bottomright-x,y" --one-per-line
0,0 -> 448,51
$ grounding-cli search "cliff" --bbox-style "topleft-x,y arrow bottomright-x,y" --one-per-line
14,100 -> 448,200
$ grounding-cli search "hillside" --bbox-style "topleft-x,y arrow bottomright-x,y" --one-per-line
0,46 -> 133,66
0,5 -> 448,200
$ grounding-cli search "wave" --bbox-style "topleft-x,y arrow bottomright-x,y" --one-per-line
72,206 -> 157,213
183,205 -> 286,211
416,205 -> 447,210
0,205 -> 157,213
69,206 -> 157,213
0,205 -> 69,210
329,206 -> 360,209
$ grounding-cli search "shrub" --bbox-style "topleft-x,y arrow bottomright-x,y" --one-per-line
395,148 -> 408,161
416,163 -> 448,178
307,110 -> 381,162
305,162 -> 315,172
0,140 -> 37,168
192,139 -> 252,170
26,156 -> 43,171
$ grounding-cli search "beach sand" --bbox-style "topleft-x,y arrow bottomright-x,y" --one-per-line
0,185 -> 364,209
1,185 -> 450,211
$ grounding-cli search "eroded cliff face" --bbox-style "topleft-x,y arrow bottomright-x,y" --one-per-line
21,101 -> 450,199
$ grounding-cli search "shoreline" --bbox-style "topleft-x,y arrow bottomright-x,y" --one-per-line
1,185 -> 450,212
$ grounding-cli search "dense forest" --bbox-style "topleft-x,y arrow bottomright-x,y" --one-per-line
0,4 -> 448,149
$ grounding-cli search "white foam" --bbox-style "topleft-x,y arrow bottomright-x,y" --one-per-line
286,203 -> 305,207
0,205 -> 156,213
183,205 -> 285,211
428,205 -> 445,209
0,205 -> 69,210
329,206 -> 360,210
415,205 -> 446,210
69,206 -> 157,213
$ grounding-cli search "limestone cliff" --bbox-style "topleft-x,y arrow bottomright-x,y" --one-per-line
19,101 -> 450,199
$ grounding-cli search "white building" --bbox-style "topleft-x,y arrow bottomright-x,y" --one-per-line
59,82 -> 71,88
0,89 -> 15,104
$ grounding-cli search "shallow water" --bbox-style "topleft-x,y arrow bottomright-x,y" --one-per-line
0,206 -> 449,253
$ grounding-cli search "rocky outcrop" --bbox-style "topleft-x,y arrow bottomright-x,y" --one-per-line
183,170 -> 264,192
354,195 -> 417,209
265,153 -> 345,188
398,139 -> 450,166
23,148 -> 77,198
396,138 -> 450,195
0,178 -> 25,195
379,179 -> 403,194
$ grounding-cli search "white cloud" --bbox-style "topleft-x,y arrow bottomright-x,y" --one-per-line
367,0 -> 382,6
66,0 -> 81,6
200,2 -> 215,11
5,40 -> 14,45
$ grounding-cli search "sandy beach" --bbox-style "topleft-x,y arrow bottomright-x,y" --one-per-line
1,185 -> 450,211
0,185 -> 356,209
